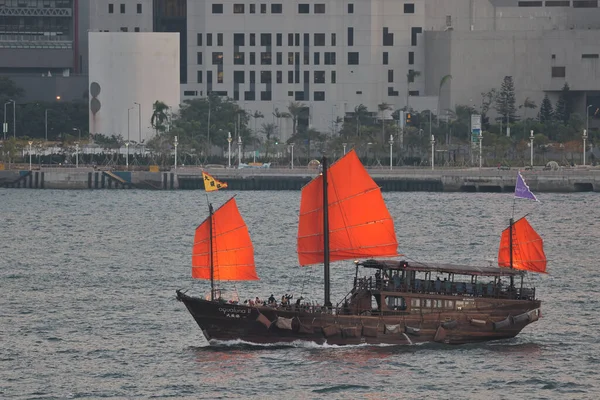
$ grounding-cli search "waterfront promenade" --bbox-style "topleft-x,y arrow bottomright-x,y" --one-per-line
1,166 -> 599,192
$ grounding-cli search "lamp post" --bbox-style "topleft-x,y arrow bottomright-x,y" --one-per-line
3,101 -> 9,140
389,134 -> 394,170
290,142 -> 295,169
72,127 -> 81,142
10,99 -> 15,138
28,141 -> 32,170
342,142 -> 347,155
134,102 -> 142,143
586,104 -> 593,134
4,99 -> 15,139
431,135 -> 435,170
125,142 -> 129,167
529,130 -> 534,167
75,142 -> 79,168
237,135 -> 242,166
227,131 -> 232,168
45,109 -> 52,141
429,109 -> 436,139
583,129 -> 588,166
174,136 -> 178,170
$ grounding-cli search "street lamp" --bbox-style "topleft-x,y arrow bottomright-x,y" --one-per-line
583,129 -> 588,166
530,130 -> 534,167
3,99 -> 15,139
75,142 -> 79,168
479,131 -> 483,169
127,107 -> 133,144
72,127 -> 81,142
587,104 -> 593,134
237,135 -> 242,166
431,135 -> 436,170
342,142 -> 347,155
3,101 -> 10,140
28,141 -> 33,170
125,141 -> 130,167
388,134 -> 394,170
290,142 -> 295,169
134,102 -> 142,143
174,136 -> 179,170
227,131 -> 232,168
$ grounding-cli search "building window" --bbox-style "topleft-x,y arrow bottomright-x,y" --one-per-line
250,71 -> 256,83
314,71 -> 325,83
261,52 -> 272,64
276,33 -> 282,46
295,33 -> 300,46
261,71 -> 272,83
314,33 -> 326,46
212,52 -> 223,64
245,91 -> 255,101
272,4 -> 282,13
234,71 -> 245,84
409,90 -> 419,96
388,69 -> 394,83
314,91 -> 325,101
261,33 -> 272,46
261,4 -> 267,13
184,90 -> 198,96
304,33 -> 310,46
217,33 -> 223,46
217,71 -> 223,83
298,4 -> 310,13
411,27 -> 422,46
288,52 -> 294,64
276,52 -> 283,65
234,33 -> 244,46
250,34 -> 256,46
315,4 -> 325,13
234,4 -> 244,13
250,52 -> 256,65
331,33 -> 336,46
304,52 -> 309,64
234,52 -> 245,64
207,71 -> 212,83
518,1 -> 543,5
277,71 -> 282,83
109,4 -> 114,13
331,71 -> 336,83
295,71 -> 300,83
404,3 -> 415,13
582,54 -> 599,58
551,66 -> 566,77
324,52 -> 336,65
573,0 -> 598,7
134,27 -> 140,32
120,27 -> 128,32
197,33 -> 202,46
120,4 -> 125,13
288,71 -> 293,83
347,27 -> 354,46
348,52 -> 359,65
314,52 -> 320,65
383,27 -> 393,46
408,69 -> 416,82
348,3 -> 354,13
212,4 -> 223,14
197,52 -> 203,64
207,34 -> 212,46
250,4 -> 256,13
197,71 -> 203,83
408,51 -> 414,65
137,3 -> 142,13
545,1 -> 570,5
295,92 -> 305,101
388,87 -> 399,96
261,91 -> 272,101
383,52 -> 388,65
288,33 -> 293,46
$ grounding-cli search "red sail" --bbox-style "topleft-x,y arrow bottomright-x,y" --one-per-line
192,198 -> 259,280
297,149 -> 399,266
498,217 -> 547,273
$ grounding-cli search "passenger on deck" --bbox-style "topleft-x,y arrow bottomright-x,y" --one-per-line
375,270 -> 382,288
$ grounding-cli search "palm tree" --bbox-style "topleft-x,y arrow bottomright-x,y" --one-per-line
151,100 -> 169,134
378,102 -> 391,143
261,122 -> 277,159
252,110 -> 264,139
437,74 -> 452,127
272,107 -> 290,139
287,101 -> 305,136
406,70 -> 421,110
354,104 -> 369,137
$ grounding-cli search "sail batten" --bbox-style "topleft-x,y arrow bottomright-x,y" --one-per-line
297,150 -> 399,266
498,217 -> 547,273
192,197 -> 259,281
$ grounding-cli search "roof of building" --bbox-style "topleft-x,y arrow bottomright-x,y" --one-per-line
359,259 -> 524,277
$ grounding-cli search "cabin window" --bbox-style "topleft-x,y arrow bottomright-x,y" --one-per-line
434,299 -> 443,308
425,299 -> 432,308
445,300 -> 454,309
387,296 -> 406,310
411,298 -> 420,307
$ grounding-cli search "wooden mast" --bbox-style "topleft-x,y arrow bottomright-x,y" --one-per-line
509,217 -> 514,289
209,203 -> 215,301
322,156 -> 331,307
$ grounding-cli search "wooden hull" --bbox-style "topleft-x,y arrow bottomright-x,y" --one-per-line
176,291 -> 541,346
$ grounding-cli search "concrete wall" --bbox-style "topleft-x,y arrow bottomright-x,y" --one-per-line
88,32 -> 180,142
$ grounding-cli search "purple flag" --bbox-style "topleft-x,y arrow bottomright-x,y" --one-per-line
515,171 -> 538,201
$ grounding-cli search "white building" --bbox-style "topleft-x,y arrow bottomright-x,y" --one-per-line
88,32 -> 180,142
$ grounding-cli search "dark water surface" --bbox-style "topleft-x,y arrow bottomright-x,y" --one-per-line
1,189 -> 598,399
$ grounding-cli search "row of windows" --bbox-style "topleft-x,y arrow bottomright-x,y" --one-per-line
196,27 -> 423,48
196,69 -> 337,85
518,1 -> 598,7
185,88 -> 328,102
108,3 -> 142,14
213,3 -> 417,15
199,51 -> 337,65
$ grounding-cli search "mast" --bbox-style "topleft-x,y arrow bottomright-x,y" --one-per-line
209,203 -> 215,301
322,156 -> 331,307
509,217 -> 514,289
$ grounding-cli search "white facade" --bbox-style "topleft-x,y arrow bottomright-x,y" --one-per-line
184,0 -> 425,140
89,0 -> 154,33
88,32 -> 180,142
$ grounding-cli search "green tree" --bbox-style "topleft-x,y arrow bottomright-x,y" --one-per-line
539,94 -> 553,123
261,122 -> 278,159
151,101 -> 170,133
287,101 -> 305,136
495,76 -> 518,124
378,102 -> 391,143
554,83 -> 573,124
251,110 -> 264,138
406,70 -> 421,110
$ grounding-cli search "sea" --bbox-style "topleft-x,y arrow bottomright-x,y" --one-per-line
1,189 -> 599,400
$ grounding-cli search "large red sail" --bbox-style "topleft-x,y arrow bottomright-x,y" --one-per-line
297,150 -> 399,266
498,217 -> 547,273
192,198 -> 259,280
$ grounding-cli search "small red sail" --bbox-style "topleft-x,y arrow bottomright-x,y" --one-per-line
498,217 -> 547,273
297,149 -> 399,266
192,198 -> 259,280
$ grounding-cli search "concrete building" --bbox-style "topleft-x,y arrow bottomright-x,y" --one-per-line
88,32 -> 180,142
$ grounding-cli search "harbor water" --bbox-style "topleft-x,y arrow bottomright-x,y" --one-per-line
1,189 -> 598,399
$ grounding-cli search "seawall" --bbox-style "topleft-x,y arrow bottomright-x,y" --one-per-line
1,167 -> 599,192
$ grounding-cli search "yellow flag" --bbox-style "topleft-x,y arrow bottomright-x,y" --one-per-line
202,172 -> 228,192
